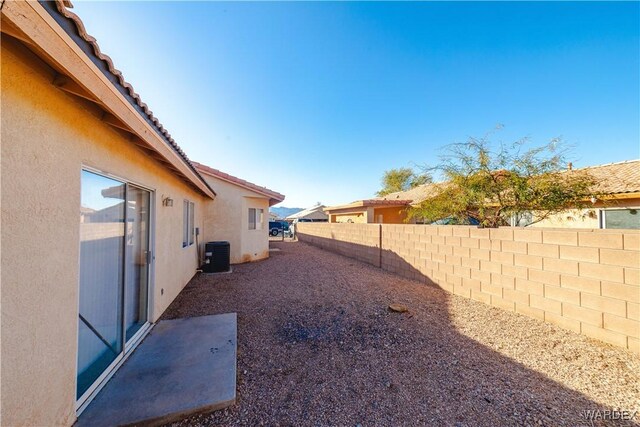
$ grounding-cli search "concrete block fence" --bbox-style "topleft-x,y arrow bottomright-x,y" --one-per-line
297,223 -> 640,352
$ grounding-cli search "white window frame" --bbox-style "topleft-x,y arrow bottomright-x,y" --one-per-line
256,208 -> 264,230
248,208 -> 264,230
189,201 -> 195,245
248,208 -> 256,230
599,207 -> 640,229
183,200 -> 195,247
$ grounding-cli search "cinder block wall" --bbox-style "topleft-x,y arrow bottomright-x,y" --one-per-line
297,223 -> 640,352
296,223 -> 381,266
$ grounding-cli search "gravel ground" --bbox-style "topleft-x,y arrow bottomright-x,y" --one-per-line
163,241 -> 640,427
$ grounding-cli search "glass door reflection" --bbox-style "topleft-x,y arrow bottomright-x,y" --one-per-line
77,171 -> 125,399
77,172 -> 152,404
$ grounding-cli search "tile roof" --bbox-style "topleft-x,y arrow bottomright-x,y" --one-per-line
48,0 -> 214,195
193,162 -> 285,205
376,159 -> 640,205
377,183 -> 446,205
324,199 -> 413,212
575,159 -> 640,196
286,205 -> 327,219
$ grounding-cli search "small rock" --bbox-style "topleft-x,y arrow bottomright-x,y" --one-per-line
388,303 -> 408,313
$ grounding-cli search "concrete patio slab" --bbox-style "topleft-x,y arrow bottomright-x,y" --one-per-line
77,313 -> 237,427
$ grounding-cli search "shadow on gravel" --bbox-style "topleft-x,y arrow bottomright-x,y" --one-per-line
162,239 -> 638,427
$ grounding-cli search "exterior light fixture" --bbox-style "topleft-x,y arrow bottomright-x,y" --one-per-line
162,196 -> 174,207
590,196 -> 597,204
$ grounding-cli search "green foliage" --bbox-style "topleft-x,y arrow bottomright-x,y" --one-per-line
376,167 -> 431,197
409,136 -> 598,228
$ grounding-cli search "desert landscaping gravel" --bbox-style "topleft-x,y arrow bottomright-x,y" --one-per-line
163,240 -> 640,427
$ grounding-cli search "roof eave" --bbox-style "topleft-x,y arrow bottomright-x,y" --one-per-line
3,0 -> 215,198
325,200 -> 412,213
194,163 -> 285,203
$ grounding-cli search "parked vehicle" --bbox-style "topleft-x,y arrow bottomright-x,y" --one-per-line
430,216 -> 480,226
269,220 -> 290,236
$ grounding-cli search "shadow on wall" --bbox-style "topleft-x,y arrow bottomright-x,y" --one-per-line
293,234 -> 636,426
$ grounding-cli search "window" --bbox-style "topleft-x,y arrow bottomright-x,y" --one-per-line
601,208 -> 640,230
248,208 -> 256,230
189,202 -> 195,245
248,208 -> 264,230
183,200 -> 195,247
257,208 -> 264,230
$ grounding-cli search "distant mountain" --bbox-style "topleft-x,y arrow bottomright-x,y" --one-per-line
270,207 -> 303,219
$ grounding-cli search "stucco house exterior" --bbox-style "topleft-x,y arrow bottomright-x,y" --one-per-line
325,183 -> 441,223
522,160 -> 640,229
325,199 -> 412,223
1,2 -> 283,425
326,160 -> 640,229
194,162 -> 285,264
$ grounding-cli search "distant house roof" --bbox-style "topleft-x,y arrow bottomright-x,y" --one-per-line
286,205 -> 328,220
193,162 -> 285,206
576,159 -> 640,197
380,160 -> 640,204
324,199 -> 412,213
329,159 -> 640,211
376,183 -> 447,206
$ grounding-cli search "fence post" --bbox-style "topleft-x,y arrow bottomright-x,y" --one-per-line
378,224 -> 382,268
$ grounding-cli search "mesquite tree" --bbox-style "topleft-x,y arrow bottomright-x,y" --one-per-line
410,136 -> 598,228
376,167 -> 431,197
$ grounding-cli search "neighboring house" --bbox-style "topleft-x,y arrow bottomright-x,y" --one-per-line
194,162 -> 285,264
325,199 -> 413,223
269,212 -> 280,221
326,160 -> 640,229
325,184 -> 440,223
286,204 -> 329,222
521,160 -> 640,229
1,2 -> 282,426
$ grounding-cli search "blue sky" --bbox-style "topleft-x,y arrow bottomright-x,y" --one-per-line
72,1 -> 639,208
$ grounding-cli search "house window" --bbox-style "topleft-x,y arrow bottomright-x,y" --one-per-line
183,200 -> 195,247
601,208 -> 640,229
189,201 -> 195,245
248,208 -> 264,230
248,208 -> 256,230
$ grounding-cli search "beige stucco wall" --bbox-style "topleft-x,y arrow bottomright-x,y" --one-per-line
527,200 -> 640,229
373,206 -> 409,224
329,207 -> 371,223
332,211 -> 368,223
199,174 -> 270,264
1,38 -> 209,426
527,209 -> 600,228
242,197 -> 271,262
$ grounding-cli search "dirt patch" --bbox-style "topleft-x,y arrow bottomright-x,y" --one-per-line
163,241 -> 640,427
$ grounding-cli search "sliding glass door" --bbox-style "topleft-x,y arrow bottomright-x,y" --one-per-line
77,170 -> 152,403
